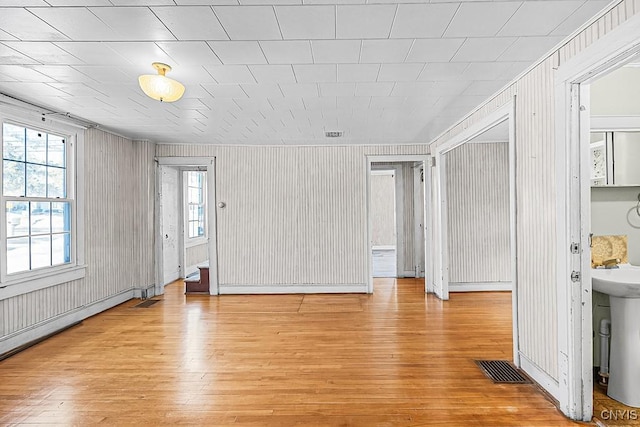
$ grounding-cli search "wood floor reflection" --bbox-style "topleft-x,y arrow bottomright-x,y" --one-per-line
0,279 -> 582,426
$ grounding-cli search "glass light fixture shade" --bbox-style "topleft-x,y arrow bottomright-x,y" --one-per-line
138,62 -> 185,103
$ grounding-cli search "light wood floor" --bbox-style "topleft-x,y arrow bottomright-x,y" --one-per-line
0,279 -> 587,426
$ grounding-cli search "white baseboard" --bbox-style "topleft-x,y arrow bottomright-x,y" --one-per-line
449,281 -> 512,292
519,353 -> 561,402
218,284 -> 368,294
0,289 -> 134,356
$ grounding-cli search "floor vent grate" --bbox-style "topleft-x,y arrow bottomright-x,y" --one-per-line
475,360 -> 531,384
134,299 -> 161,308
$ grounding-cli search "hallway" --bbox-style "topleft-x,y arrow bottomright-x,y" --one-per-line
0,280 -> 579,426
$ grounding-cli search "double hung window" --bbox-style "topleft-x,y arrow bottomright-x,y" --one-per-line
1,118 -> 81,291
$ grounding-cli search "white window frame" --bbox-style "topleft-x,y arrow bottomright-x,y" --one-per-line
184,170 -> 207,248
0,110 -> 86,300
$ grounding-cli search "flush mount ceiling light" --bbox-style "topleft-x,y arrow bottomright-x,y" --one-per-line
138,62 -> 185,103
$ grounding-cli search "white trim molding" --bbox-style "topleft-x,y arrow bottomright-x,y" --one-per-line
449,282 -> 512,292
553,11 -> 640,422
519,353 -> 561,401
218,284 -> 368,295
0,289 -> 133,355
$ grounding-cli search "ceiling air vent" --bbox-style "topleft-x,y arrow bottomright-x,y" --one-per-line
325,131 -> 343,138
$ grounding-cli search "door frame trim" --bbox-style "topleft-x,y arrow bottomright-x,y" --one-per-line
366,155 -> 431,293
156,157 -> 219,295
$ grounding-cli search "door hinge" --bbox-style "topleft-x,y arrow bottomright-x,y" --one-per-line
571,271 -> 581,282
570,242 -> 580,254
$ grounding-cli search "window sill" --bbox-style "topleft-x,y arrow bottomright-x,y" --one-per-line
0,265 -> 86,301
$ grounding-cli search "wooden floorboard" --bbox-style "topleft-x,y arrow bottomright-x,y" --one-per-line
0,279 -> 588,426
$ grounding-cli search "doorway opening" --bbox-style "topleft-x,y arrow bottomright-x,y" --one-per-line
555,14 -> 640,420
155,157 -> 218,296
366,155 -> 430,294
430,101 -> 520,369
370,169 -> 397,278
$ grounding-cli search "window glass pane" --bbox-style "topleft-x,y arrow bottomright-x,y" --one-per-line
3,123 -> 25,161
31,202 -> 51,235
51,202 -> 70,233
26,129 -> 47,165
7,237 -> 29,274
7,201 -> 29,238
52,233 -> 71,265
48,134 -> 65,167
26,163 -> 47,197
3,160 -> 25,197
47,166 -> 65,198
188,172 -> 199,187
197,221 -> 204,237
31,235 -> 51,270
188,187 -> 200,204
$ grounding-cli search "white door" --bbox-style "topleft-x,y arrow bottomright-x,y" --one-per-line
161,166 -> 181,285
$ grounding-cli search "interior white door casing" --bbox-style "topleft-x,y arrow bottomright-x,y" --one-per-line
554,12 -> 640,421
156,157 -> 219,295
160,166 -> 181,286
430,101 -> 516,301
366,155 -> 431,294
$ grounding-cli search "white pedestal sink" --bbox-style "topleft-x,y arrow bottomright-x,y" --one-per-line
592,264 -> 640,408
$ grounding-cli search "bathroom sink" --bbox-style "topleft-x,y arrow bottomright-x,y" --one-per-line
591,264 -> 640,408
591,264 -> 640,298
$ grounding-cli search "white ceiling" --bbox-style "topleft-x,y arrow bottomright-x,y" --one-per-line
0,0 -> 611,145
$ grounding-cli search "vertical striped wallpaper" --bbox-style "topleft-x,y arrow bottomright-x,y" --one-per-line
186,243 -> 208,269
1,129 -> 155,340
157,144 -> 428,286
429,0 -> 639,385
446,143 -> 511,283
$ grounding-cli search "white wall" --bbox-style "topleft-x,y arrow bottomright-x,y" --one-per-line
1,128 -> 155,354
446,142 -> 511,284
370,174 -> 396,247
429,0 -> 640,404
591,186 -> 640,265
591,66 -> 640,116
156,144 -> 428,291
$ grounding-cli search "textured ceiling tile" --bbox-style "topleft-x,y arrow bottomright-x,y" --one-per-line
293,64 -> 336,83
0,9 -> 68,41
279,83 -> 319,97
377,63 -> 424,82
157,41 -> 223,66
205,65 -> 256,84
249,65 -> 296,83
89,7 -> 175,41
275,5 -> 335,39
336,5 -> 396,39
261,41 -> 313,64
444,2 -> 521,37
406,38 -> 465,63
3,41 -> 83,64
214,6 -> 282,40
311,40 -> 360,64
451,38 -> 517,62
390,3 -> 458,38
499,1 -> 583,37
337,64 -> 380,82
208,41 -> 267,65
27,7 -> 121,41
360,39 -> 413,63
152,6 -> 228,40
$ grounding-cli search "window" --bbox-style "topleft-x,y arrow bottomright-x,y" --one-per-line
2,122 -> 74,277
186,171 -> 206,239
